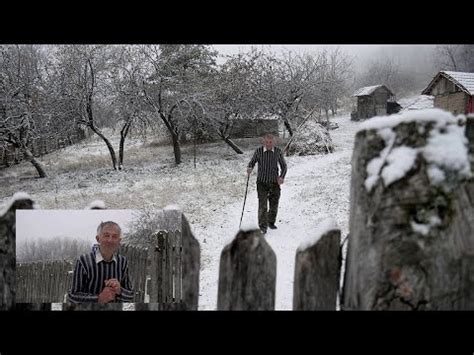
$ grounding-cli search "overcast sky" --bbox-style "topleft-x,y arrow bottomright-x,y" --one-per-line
16,209 -> 138,245
211,44 -> 438,71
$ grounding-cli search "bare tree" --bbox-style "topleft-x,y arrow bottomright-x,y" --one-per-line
252,49 -> 326,137
141,44 -> 218,165
17,236 -> 92,263
55,45 -> 121,170
0,45 -> 51,177
204,50 -> 264,154
108,46 -> 150,169
435,45 -> 474,72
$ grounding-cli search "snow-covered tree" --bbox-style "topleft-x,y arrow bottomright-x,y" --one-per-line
141,44 -> 218,165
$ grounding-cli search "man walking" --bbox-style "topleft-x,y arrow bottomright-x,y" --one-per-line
247,133 -> 287,234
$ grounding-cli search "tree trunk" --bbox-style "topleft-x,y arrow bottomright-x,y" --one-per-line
282,115 -> 294,137
171,132 -> 181,165
22,146 -> 47,178
343,117 -> 474,310
90,126 -> 117,170
223,136 -> 243,154
119,121 -> 131,170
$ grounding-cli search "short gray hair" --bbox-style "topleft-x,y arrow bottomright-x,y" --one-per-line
97,221 -> 122,236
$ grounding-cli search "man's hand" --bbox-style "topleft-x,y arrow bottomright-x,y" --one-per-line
105,278 -> 121,295
277,177 -> 284,185
98,287 -> 116,304
247,167 -> 253,176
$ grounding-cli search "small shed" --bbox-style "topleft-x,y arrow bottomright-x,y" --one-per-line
230,117 -> 279,138
421,71 -> 474,115
351,85 -> 401,121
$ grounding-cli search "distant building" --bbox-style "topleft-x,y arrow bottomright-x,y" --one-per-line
351,85 -> 401,121
230,117 -> 279,138
421,71 -> 474,115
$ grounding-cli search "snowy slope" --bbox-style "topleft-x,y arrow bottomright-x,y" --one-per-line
0,113 -> 359,310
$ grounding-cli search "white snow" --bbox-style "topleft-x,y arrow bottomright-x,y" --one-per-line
358,108 -> 457,132
410,215 -> 441,236
297,218 -> 338,252
399,95 -> 434,112
0,191 -> 34,217
362,108 -> 471,192
381,146 -> 419,187
423,124 -> 472,182
365,128 -> 396,192
86,200 -> 106,209
353,85 -> 385,97
0,113 -> 359,310
164,204 -> 182,211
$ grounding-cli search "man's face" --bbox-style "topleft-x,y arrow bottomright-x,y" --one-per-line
96,224 -> 121,255
263,137 -> 274,150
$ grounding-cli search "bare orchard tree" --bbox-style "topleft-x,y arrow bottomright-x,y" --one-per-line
435,45 -> 474,72
308,48 -> 354,127
205,50 -> 264,154
141,44 -> 218,165
253,49 -> 325,137
17,236 -> 92,263
0,45 -> 50,177
55,45 -> 120,170
109,46 -> 150,170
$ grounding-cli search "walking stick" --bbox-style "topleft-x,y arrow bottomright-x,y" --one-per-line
239,173 -> 250,229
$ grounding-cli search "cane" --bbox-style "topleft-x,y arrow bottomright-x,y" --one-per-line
239,173 -> 251,229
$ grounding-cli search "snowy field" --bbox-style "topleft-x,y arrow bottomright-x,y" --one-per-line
0,95 -> 431,310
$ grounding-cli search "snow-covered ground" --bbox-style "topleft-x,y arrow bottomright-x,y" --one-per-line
398,94 -> 434,111
0,114 -> 359,310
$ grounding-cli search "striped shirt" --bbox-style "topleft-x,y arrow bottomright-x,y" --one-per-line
67,244 -> 134,303
248,146 -> 287,183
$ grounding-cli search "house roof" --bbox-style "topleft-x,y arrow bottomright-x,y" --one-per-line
422,71 -> 474,96
353,85 -> 394,97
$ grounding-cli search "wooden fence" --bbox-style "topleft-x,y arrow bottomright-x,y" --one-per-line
2,113 -> 474,311
15,233 -> 182,305
0,128 -> 86,169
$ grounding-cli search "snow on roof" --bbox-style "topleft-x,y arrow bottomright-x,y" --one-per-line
353,85 -> 393,97
297,218 -> 338,252
422,71 -> 474,96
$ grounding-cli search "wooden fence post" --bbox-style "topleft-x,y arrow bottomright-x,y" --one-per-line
343,112 -> 474,310
181,214 -> 200,310
293,229 -> 341,310
0,193 -> 34,310
217,229 -> 276,310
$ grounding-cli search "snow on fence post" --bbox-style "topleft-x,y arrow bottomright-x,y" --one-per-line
217,229 -> 276,310
0,193 -> 35,310
343,109 -> 474,310
293,224 -> 341,310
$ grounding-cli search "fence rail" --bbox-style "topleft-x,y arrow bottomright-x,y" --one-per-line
0,129 -> 86,169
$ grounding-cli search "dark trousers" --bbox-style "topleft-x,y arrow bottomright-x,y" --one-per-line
257,181 -> 281,229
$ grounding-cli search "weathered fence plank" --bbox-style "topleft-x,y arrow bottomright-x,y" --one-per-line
181,215 -> 200,310
217,229 -> 276,310
0,193 -> 34,310
343,112 -> 474,310
293,229 -> 341,310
